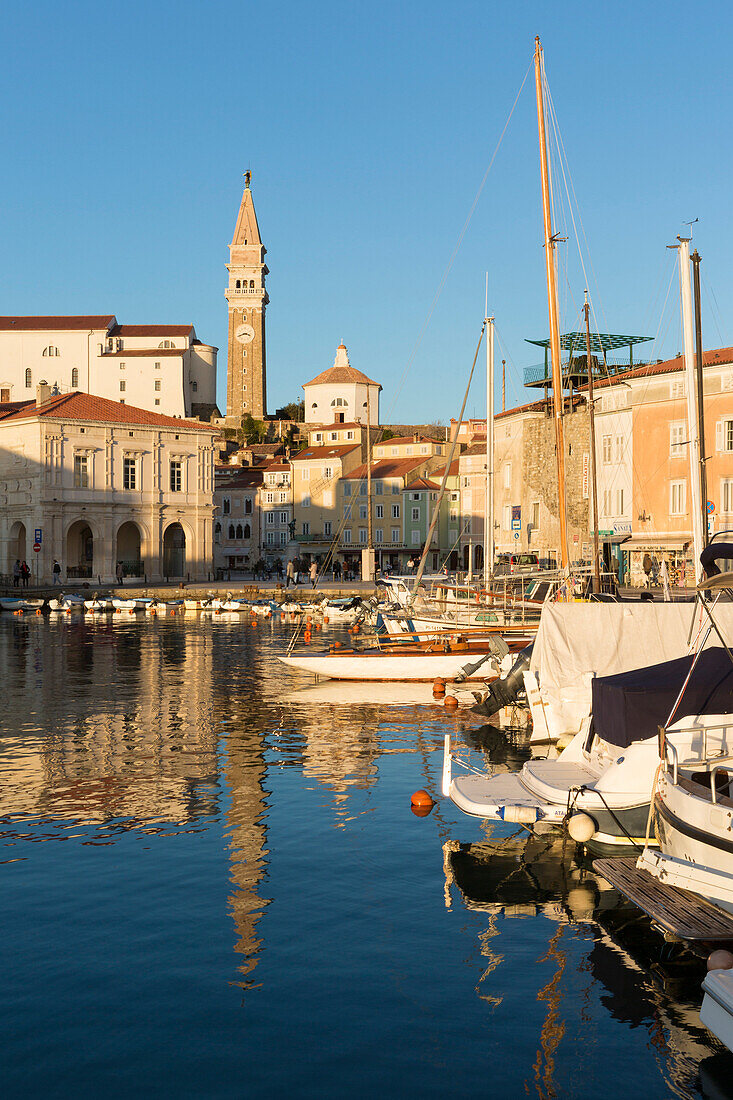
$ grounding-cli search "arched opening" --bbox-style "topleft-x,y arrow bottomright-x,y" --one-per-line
449,550 -> 458,571
116,522 -> 142,578
243,523 -> 251,539
462,545 -> 470,572
67,520 -> 93,578
25,368 -> 32,388
71,367 -> 79,388
474,545 -> 484,571
235,524 -> 243,539
228,524 -> 235,539
163,523 -> 186,577
8,521 -> 26,571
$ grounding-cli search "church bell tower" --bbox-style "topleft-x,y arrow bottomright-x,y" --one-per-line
225,173 -> 268,423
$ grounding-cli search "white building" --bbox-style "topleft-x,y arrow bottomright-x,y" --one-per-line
303,344 -> 380,426
0,316 -> 218,420
0,385 -> 216,583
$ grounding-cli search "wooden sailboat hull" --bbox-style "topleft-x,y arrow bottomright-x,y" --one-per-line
278,649 -> 500,682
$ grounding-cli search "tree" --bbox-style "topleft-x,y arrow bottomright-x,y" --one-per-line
275,400 -> 304,422
240,414 -> 267,443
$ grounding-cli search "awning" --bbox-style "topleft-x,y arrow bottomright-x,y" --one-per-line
624,538 -> 690,551
601,534 -> 631,546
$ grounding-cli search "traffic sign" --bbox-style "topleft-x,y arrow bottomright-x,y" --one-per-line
707,501 -> 715,515
34,528 -> 42,543
33,542 -> 41,553
513,532 -> 520,541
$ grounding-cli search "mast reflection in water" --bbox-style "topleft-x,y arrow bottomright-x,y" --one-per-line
0,616 -> 729,1099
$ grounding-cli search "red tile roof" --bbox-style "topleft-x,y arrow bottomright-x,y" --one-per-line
375,435 -> 441,447
303,364 -> 381,388
214,468 -> 264,489
110,324 -> 193,337
432,459 -> 460,479
0,315 -> 116,331
291,443 -> 361,461
343,456 -> 428,480
405,477 -> 440,491
0,392 -> 215,431
587,346 -> 733,389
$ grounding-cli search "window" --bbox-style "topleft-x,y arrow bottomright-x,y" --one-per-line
359,505 -> 367,520
266,492 -> 274,503
615,488 -> 624,515
411,530 -> 421,545
155,361 -> 161,370
223,498 -> 231,515
244,523 -> 251,539
671,378 -> 686,399
314,432 -> 322,443
119,362 -> 125,371
228,524 -> 235,539
324,521 -> 332,536
670,422 -> 686,457
602,435 -> 612,463
391,447 -> 398,456
324,466 -> 333,479
279,492 -> 287,503
531,501 -> 540,529
192,381 -> 197,392
374,481 -> 383,495
615,436 -> 624,462
301,468 -> 310,481
42,345 -> 60,357
343,483 -> 351,497
154,380 -> 161,392
722,480 -> 733,514
74,454 -> 88,488
330,432 -> 338,441
266,512 -> 275,524
119,380 -> 126,392
279,531 -> 286,545
158,339 -> 176,349
391,528 -> 400,543
331,397 -> 347,407
392,484 -> 399,494
71,367 -> 79,388
123,456 -> 136,490
170,460 -> 182,492
670,480 -> 686,515
154,399 -> 160,406
391,504 -> 400,519
245,498 -> 252,514
371,528 -> 381,543
412,493 -> 420,501
376,504 -> 383,519
302,522 -> 310,535
421,446 -> 428,454
502,505 -> 511,530
503,463 -> 512,489
346,431 -> 354,440
280,511 -> 288,524
119,399 -> 125,404
25,368 -> 32,387
359,482 -> 367,496
412,507 -> 419,521
359,528 -> 368,544
343,529 -> 352,543
266,531 -> 275,546
302,495 -> 311,508
717,420 -> 733,452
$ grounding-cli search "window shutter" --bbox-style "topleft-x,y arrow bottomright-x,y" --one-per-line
716,421 -> 724,452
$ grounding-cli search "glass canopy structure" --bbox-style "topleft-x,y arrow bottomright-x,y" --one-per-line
523,332 -> 654,390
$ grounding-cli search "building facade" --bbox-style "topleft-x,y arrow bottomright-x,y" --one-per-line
0,316 -> 218,420
0,386 -> 216,583
303,344 -> 380,426
225,176 -> 268,423
214,466 -> 263,576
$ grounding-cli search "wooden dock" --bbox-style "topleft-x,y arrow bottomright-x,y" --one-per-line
594,856 -> 733,942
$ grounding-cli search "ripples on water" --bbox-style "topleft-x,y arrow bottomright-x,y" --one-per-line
0,615 -> 730,1099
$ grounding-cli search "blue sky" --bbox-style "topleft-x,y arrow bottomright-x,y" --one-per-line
2,0 -> 732,422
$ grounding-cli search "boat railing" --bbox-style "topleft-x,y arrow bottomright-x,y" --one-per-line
663,723 -> 733,784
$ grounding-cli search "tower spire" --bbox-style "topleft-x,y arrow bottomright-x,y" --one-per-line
225,177 -> 268,422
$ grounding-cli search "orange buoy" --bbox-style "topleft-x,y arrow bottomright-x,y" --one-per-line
333,641 -> 341,648
411,789 -> 434,809
411,802 -> 434,818
444,694 -> 459,709
323,616 -> 329,624
433,677 -> 446,696
306,615 -> 312,624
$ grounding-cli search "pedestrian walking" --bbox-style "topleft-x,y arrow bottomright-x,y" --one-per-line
309,561 -> 318,589
285,560 -> 294,588
52,559 -> 61,585
333,559 -> 341,581
116,561 -> 124,586
643,553 -> 652,589
13,559 -> 21,588
20,560 -> 30,588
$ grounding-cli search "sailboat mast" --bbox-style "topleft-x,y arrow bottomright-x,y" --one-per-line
534,36 -> 569,571
584,292 -> 602,593
484,313 -> 495,591
691,249 -> 709,551
677,236 -> 705,584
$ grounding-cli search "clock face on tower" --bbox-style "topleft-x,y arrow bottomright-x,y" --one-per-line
235,323 -> 255,345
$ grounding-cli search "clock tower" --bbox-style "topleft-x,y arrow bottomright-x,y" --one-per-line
225,173 -> 268,423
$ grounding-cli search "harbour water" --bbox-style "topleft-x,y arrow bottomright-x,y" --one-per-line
1,615 -> 730,1099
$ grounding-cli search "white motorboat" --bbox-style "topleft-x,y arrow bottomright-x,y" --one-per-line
112,597 -> 148,611
443,639 -> 733,849
0,597 -> 30,611
48,594 -> 86,612
278,633 -> 521,682
84,596 -> 114,612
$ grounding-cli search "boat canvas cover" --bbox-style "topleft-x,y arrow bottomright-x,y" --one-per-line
529,603 -> 733,739
592,647 -> 733,748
